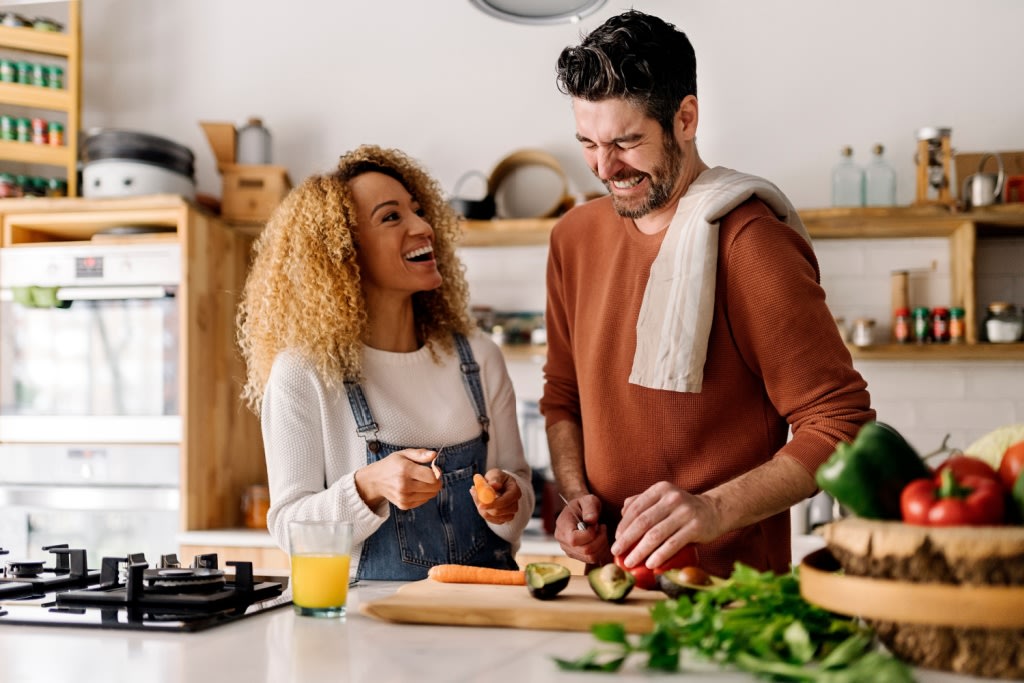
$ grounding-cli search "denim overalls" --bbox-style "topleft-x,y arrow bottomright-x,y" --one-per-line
346,334 -> 516,580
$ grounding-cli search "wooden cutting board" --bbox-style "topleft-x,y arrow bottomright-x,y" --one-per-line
360,576 -> 664,633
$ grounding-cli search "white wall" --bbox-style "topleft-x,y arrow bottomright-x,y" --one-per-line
68,0 -> 1024,208
64,0 -> 1024,454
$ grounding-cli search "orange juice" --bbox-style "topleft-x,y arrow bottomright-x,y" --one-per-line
291,553 -> 350,608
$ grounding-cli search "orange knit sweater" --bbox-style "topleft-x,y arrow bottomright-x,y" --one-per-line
540,196 -> 874,576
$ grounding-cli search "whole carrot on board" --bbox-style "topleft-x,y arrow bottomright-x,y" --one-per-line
473,473 -> 497,504
428,564 -> 526,585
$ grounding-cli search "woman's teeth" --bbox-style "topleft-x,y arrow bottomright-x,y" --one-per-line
404,245 -> 434,262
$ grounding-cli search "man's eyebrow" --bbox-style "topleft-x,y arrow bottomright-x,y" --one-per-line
575,132 -> 643,145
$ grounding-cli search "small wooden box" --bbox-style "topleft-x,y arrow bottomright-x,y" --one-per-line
200,120 -> 292,224
220,163 -> 291,223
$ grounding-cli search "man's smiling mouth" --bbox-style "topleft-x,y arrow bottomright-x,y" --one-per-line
610,175 -> 644,190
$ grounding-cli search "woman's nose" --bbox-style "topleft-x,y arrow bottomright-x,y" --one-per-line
410,212 -> 433,235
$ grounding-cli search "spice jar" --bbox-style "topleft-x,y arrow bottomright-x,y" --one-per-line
949,307 -> 965,343
912,307 -> 931,344
851,318 -> 876,347
984,302 -> 1023,343
242,484 -> 270,529
931,307 -> 950,343
892,307 -> 912,343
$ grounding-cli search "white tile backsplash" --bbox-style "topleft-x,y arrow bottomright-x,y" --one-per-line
462,233 -> 1024,464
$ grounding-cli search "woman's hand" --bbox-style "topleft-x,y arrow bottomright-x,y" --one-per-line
354,448 -> 442,510
471,469 -> 521,525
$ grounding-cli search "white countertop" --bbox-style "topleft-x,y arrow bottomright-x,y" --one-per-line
0,581 -> 993,683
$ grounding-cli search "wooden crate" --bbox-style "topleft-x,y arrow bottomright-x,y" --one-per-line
220,163 -> 291,223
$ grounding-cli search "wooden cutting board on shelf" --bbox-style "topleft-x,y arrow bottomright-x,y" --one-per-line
359,576 -> 663,633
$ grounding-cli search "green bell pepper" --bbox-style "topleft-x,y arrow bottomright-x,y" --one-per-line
815,421 -> 931,520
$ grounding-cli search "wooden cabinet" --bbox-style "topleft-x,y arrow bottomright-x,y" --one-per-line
0,195 -> 265,542
0,1 -> 81,195
460,205 -> 1024,360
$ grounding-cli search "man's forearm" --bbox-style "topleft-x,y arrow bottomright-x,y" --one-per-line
546,420 -> 589,500
702,454 -> 817,534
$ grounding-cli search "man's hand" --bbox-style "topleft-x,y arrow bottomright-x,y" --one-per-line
611,481 -> 722,569
472,469 -> 521,525
554,493 -> 612,566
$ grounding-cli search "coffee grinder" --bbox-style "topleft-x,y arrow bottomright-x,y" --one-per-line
914,126 -> 955,207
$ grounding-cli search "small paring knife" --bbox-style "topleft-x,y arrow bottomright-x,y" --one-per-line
558,493 -> 588,531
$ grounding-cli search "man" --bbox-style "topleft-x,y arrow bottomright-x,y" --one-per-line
539,10 -> 873,578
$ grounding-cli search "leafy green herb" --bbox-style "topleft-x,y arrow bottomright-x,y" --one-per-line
555,563 -> 914,682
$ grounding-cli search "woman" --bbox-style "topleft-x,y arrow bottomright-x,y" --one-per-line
237,145 -> 533,580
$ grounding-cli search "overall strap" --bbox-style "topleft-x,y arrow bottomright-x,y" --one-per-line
344,380 -> 381,453
453,333 -> 490,443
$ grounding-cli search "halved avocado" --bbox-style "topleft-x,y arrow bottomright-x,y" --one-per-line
525,562 -> 571,600
656,566 -> 714,599
587,562 -> 635,603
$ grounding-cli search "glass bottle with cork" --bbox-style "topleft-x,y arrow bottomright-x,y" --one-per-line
865,143 -> 897,206
832,146 -> 864,207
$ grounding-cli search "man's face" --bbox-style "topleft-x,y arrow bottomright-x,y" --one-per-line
573,98 -> 684,219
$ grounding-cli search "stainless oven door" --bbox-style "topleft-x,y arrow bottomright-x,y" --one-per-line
0,444 -> 179,562
0,243 -> 181,443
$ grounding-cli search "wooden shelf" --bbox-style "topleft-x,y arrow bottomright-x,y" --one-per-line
0,2 -> 80,195
848,342 -> 1024,361
0,81 -> 72,109
460,218 -> 554,246
460,205 -> 1024,246
0,138 -> 70,166
0,24 -> 73,56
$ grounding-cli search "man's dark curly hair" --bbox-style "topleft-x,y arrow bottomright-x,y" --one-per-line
555,10 -> 696,134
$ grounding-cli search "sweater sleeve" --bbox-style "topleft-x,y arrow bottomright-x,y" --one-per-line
723,209 -> 875,476
471,332 -> 535,547
261,352 -> 386,555
539,219 -> 582,429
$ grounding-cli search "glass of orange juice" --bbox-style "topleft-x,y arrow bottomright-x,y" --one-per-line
288,520 -> 353,618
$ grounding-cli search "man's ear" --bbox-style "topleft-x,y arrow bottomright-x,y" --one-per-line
676,95 -> 698,142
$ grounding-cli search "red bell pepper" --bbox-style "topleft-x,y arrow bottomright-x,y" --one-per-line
901,467 -> 1006,526
934,454 -> 1002,486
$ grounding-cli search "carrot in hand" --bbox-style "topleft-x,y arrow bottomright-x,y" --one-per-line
428,564 -> 525,585
473,473 -> 497,504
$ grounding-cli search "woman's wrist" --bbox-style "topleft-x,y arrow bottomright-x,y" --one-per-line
353,465 -> 383,508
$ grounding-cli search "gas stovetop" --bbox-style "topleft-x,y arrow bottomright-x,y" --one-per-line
0,545 -> 290,632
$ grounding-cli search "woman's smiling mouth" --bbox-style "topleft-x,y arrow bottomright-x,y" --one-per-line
403,244 -> 434,262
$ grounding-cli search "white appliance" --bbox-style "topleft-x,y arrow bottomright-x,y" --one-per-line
0,242 -> 183,560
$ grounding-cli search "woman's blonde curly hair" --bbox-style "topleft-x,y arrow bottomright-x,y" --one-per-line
237,144 -> 473,414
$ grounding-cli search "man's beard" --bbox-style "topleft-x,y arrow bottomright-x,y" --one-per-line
606,136 -> 684,219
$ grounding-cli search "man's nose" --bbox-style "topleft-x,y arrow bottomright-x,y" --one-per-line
595,147 -> 621,180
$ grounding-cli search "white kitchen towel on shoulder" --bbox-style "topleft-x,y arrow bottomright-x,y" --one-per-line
629,166 -> 811,393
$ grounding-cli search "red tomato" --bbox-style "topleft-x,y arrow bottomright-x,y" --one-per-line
614,544 -> 698,590
900,478 -> 936,525
999,441 -> 1024,492
935,455 -> 1002,487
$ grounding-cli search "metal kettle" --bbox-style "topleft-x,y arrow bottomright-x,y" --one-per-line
962,152 -> 1005,209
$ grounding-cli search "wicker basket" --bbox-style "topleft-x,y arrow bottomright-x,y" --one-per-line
800,518 -> 1024,679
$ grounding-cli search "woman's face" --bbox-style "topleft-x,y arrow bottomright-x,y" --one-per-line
348,171 -> 442,302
